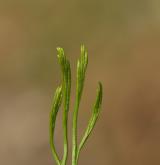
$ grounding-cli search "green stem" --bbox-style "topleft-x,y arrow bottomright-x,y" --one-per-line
72,98 -> 80,165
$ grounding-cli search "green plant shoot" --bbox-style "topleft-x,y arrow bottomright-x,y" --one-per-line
50,45 -> 103,165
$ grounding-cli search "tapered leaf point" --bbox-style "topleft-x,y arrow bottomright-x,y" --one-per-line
81,44 -> 85,54
57,47 -> 64,57
84,49 -> 88,64
98,82 -> 103,104
79,45 -> 88,75
57,47 -> 66,67
80,44 -> 88,61
94,82 -> 103,113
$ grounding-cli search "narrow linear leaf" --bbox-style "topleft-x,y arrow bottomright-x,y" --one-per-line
50,86 -> 62,165
57,48 -> 71,165
72,45 -> 89,165
77,82 -> 103,158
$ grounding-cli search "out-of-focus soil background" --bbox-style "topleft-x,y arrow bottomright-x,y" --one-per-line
0,0 -> 160,165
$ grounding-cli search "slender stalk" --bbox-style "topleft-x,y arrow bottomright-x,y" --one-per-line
72,96 -> 80,165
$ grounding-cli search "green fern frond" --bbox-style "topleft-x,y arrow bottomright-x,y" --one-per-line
49,45 -> 103,165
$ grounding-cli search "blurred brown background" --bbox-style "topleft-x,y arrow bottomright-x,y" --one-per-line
0,0 -> 160,165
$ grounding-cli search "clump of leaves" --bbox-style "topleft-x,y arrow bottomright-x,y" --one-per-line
50,45 -> 103,165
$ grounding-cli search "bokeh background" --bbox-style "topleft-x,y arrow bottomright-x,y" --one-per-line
0,0 -> 160,165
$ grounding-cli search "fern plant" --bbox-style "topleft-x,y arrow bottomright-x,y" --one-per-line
50,45 -> 103,165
